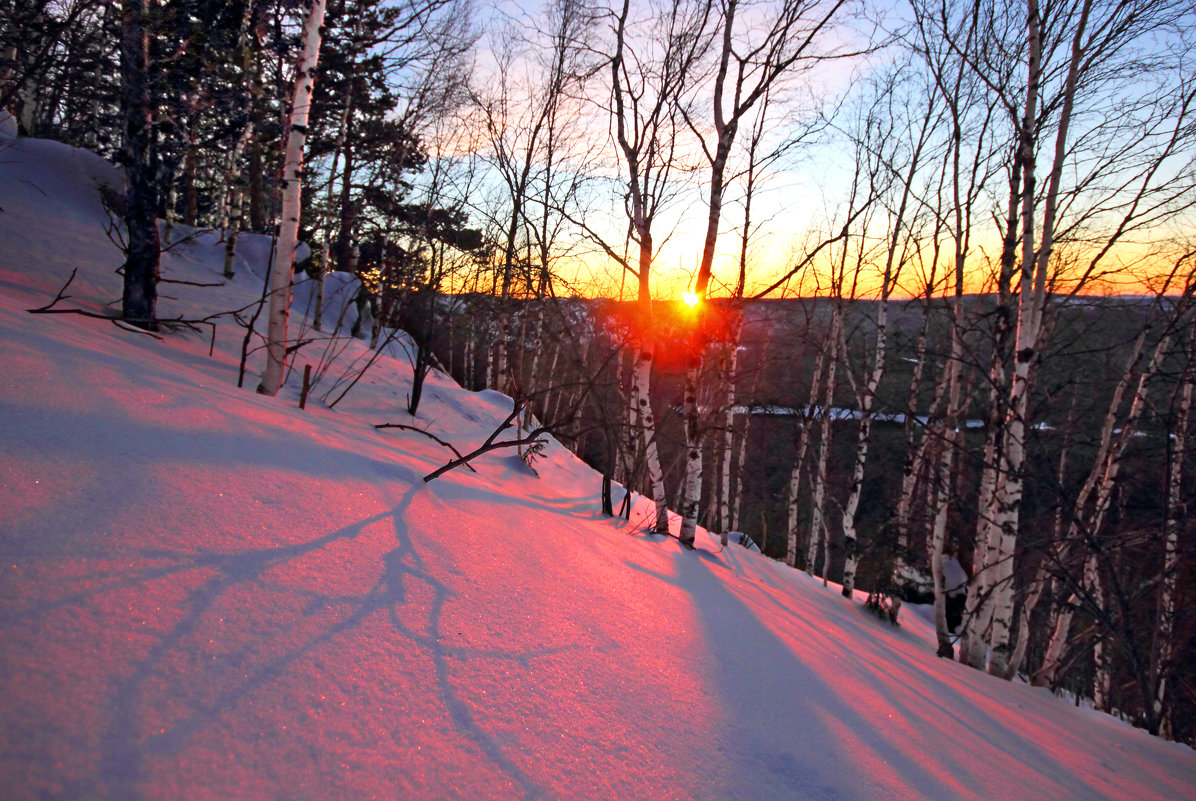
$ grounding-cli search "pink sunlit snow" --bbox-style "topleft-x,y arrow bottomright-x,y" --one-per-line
1,134 -> 1194,800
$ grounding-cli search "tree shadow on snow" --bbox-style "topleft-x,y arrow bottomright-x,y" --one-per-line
622,545 -> 1100,801
84,485 -> 592,801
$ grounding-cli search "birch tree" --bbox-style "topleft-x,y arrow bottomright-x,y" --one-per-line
579,0 -> 714,533
1152,301 -> 1195,737
713,81 -> 796,545
802,154 -> 876,577
945,0 -> 1196,677
678,0 -> 852,547
805,306 -> 842,576
785,329 -> 826,567
838,75 -> 936,598
471,0 -> 594,391
1033,295 -> 1187,689
258,0 -> 327,396
902,0 -> 1009,655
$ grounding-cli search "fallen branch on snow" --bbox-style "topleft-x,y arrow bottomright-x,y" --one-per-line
374,422 -> 477,473
422,400 -> 547,483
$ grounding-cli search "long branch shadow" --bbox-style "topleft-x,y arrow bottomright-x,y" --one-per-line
708,559 -> 1135,797
626,544 -> 1154,800
380,485 -> 618,800
0,395 -> 432,564
89,484 -> 608,801
624,546 -> 1025,800
95,506 -> 399,798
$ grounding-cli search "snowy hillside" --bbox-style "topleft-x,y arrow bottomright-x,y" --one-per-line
2,135 -> 1194,801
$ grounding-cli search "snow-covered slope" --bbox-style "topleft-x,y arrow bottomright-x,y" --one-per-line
2,136 -> 1194,801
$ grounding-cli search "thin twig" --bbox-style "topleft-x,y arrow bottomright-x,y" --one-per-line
112,319 -> 165,339
159,277 -> 226,287
27,267 -> 79,311
374,422 -> 477,472
422,429 -> 548,483
423,400 -> 549,482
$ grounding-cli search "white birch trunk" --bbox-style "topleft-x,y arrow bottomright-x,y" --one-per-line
679,429 -> 703,546
1037,581 -> 1077,688
894,309 -> 932,581
839,362 -> 879,597
987,0 -> 1096,678
983,0 -> 1044,673
223,184 -> 243,279
527,306 -> 546,403
678,355 -> 704,547
787,345 -> 827,567
1035,323 -> 1172,687
807,309 -> 842,575
960,415 -> 1003,668
1091,554 -> 1109,711
841,100 -> 930,597
959,171 -> 1020,670
487,313 -> 502,389
929,416 -> 959,658
258,0 -> 326,396
717,317 -> 745,540
221,0 -> 257,280
485,321 -> 497,389
731,410 -> 750,533
730,321 -> 771,536
840,259 -> 897,597
1153,337 -> 1191,736
164,177 -> 177,246
313,239 -> 328,331
630,347 -> 670,533
550,345 -> 568,429
929,280 -> 968,657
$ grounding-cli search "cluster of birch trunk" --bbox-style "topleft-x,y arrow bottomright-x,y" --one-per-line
453,0 -> 1195,741
476,0 -> 1196,739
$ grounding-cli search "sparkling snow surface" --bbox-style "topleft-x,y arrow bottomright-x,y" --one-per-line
2,137 -> 1194,800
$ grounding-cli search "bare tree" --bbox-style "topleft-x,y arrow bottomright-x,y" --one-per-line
1153,294 -> 1195,737
566,0 -> 715,533
678,0 -> 852,547
902,0 -> 1009,656
470,0 -> 595,390
976,0 -> 1196,678
838,73 -> 937,599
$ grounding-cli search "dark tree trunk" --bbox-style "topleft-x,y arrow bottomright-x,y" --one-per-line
183,132 -> 198,227
248,131 -> 265,232
119,0 -> 159,330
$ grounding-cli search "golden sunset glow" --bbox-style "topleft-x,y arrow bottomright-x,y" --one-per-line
682,290 -> 701,308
